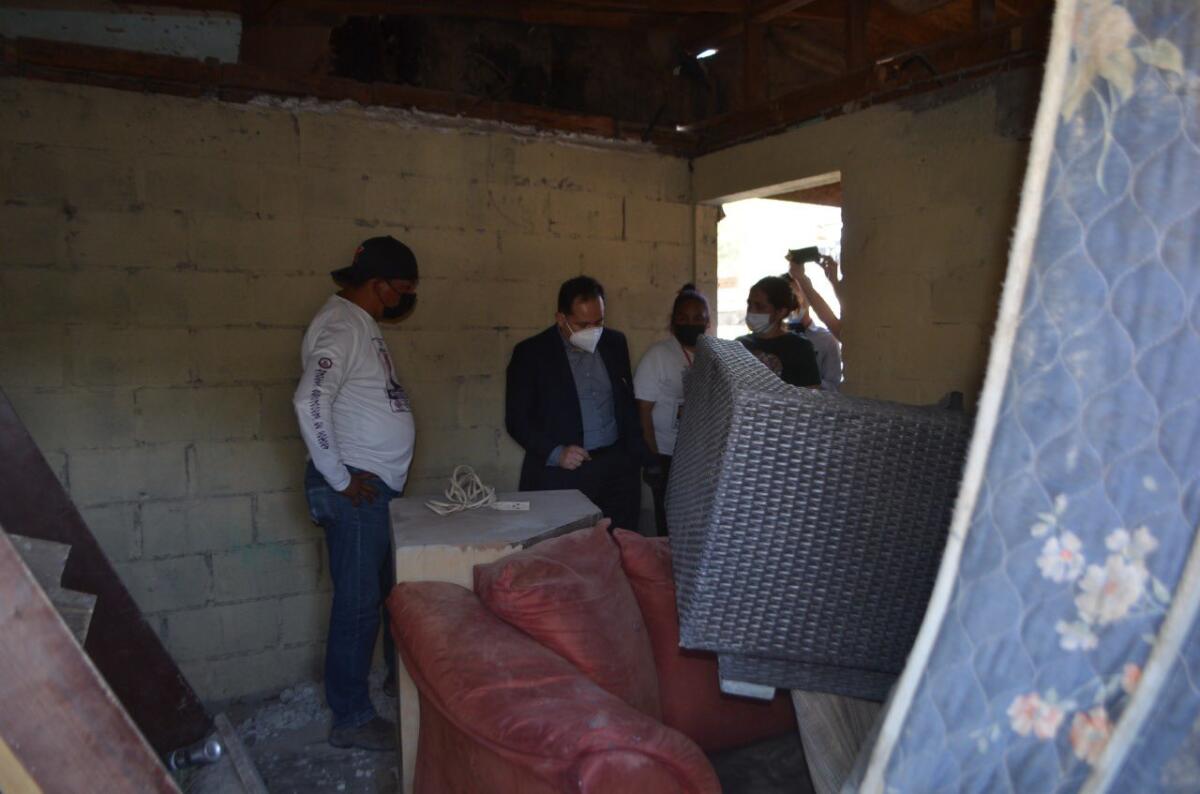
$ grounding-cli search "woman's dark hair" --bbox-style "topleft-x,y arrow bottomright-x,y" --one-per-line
671,283 -> 710,320
750,275 -> 798,313
557,275 -> 606,315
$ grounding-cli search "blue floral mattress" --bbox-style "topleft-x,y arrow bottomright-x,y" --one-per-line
856,0 -> 1200,790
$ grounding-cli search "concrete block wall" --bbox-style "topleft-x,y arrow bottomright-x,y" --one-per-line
0,78 -> 695,702
693,69 -> 1039,408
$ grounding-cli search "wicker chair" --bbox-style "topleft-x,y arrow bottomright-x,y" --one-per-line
665,336 -> 970,701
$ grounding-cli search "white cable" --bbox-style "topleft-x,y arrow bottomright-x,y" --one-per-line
424,465 -> 496,516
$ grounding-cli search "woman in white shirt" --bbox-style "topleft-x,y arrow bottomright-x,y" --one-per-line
633,284 -> 711,536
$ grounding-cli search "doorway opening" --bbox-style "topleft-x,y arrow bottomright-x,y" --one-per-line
715,174 -> 843,341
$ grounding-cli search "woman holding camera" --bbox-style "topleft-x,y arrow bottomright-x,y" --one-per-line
738,275 -> 821,388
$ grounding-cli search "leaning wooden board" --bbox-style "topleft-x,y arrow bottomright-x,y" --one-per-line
10,534 -> 97,644
0,524 -> 180,793
0,387 -> 209,752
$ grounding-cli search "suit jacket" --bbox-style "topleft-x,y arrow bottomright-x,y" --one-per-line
505,325 -> 649,489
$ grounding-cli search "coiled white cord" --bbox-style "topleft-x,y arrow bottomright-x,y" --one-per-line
424,465 -> 496,516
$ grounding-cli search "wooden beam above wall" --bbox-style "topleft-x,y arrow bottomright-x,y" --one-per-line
0,34 -> 699,152
98,0 -> 747,27
975,0 -> 998,28
771,26 -> 846,75
688,11 -> 1048,151
846,0 -> 869,71
743,16 -> 768,105
0,1 -> 1049,156
683,0 -> 820,52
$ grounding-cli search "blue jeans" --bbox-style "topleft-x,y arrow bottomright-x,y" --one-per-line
305,461 -> 398,729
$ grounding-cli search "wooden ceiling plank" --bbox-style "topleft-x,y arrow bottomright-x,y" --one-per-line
770,27 -> 846,74
693,10 -> 1046,149
975,0 -> 998,28
684,0 -> 821,51
846,0 -> 869,70
744,15 -> 768,106
0,33 -> 699,153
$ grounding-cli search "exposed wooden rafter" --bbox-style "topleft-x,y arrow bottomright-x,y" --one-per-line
0,35 -> 698,152
687,11 -> 1048,151
770,26 -> 846,76
975,0 -> 998,28
98,0 -> 748,28
683,0 -> 820,52
846,0 -> 869,70
2,0 -> 1052,154
743,15 -> 767,106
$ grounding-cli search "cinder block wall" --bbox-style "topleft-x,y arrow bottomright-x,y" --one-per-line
0,78 -> 698,702
694,70 -> 1038,408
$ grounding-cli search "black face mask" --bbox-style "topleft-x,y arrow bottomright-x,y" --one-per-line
673,324 -> 705,347
382,293 -> 417,320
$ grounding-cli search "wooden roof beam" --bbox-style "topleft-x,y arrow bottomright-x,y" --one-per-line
683,0 -> 821,53
769,26 -> 846,75
0,34 -> 698,152
688,10 -> 1048,150
846,0 -> 869,71
91,0 -> 741,26
975,0 -> 997,28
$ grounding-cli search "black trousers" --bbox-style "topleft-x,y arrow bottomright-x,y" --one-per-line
648,454 -> 672,537
525,445 -> 641,531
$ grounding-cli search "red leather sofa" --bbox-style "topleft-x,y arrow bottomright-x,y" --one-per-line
387,521 -> 797,793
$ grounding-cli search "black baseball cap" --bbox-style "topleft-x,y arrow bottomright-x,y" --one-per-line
330,236 -> 419,285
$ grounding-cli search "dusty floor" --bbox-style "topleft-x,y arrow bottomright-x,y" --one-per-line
182,672 -> 812,793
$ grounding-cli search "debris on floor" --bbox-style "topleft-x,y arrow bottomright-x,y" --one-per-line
180,669 -> 810,793
182,672 -> 398,794
709,731 -> 814,794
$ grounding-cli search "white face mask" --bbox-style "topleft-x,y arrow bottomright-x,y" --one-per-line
746,313 -> 773,335
567,324 -> 603,353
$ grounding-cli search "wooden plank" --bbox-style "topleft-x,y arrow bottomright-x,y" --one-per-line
846,0 -> 869,71
214,714 -> 269,794
52,588 -> 98,645
743,17 -> 767,106
975,0 -> 997,28
8,535 -> 70,587
691,12 -> 1046,150
0,388 -> 210,754
771,26 -> 847,75
0,526 -> 180,793
14,35 -> 217,83
0,734 -> 42,794
88,0 -> 739,26
684,0 -> 820,51
9,535 -> 98,644
791,690 -> 881,794
0,35 -> 695,153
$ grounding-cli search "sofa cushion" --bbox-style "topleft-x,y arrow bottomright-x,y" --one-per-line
613,529 -> 799,751
388,581 -> 719,793
473,521 -> 661,719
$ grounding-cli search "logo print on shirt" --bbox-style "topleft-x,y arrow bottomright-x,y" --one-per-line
318,357 -> 333,369
372,337 -> 411,414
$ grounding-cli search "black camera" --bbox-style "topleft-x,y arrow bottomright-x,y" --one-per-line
786,246 -> 822,264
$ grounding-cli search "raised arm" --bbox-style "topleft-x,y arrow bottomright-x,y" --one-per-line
789,259 -> 843,341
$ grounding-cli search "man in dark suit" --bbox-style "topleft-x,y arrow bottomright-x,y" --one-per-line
505,275 -> 647,530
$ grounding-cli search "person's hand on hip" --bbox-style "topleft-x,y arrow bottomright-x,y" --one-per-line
339,471 -> 379,506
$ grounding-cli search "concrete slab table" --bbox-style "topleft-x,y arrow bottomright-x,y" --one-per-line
389,489 -> 602,793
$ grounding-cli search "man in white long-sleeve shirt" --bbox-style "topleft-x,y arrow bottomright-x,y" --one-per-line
293,235 -> 418,751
